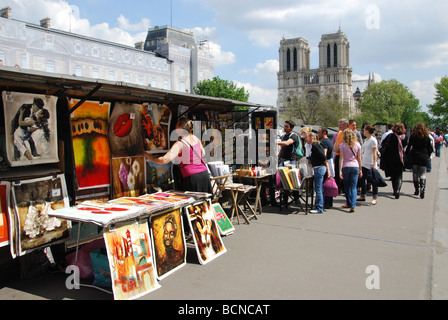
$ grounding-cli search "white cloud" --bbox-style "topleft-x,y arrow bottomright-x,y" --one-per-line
208,42 -> 236,66
410,77 -> 440,107
234,81 -> 277,107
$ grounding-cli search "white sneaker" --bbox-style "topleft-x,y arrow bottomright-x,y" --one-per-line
310,209 -> 323,214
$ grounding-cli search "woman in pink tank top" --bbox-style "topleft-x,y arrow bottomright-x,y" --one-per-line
144,118 -> 212,194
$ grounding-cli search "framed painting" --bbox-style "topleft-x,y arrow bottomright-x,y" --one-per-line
0,182 -> 11,247
108,102 -> 144,158
68,98 -> 111,190
104,221 -> 160,300
141,103 -> 171,154
145,157 -> 173,192
11,174 -> 71,256
150,208 -> 186,280
2,91 -> 59,167
111,156 -> 146,199
211,203 -> 235,236
185,200 -> 226,265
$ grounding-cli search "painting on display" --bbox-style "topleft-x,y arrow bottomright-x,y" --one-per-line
146,156 -> 173,192
141,103 -> 171,154
185,200 -> 226,265
2,91 -> 59,167
108,102 -> 144,158
104,221 -> 160,300
0,182 -> 11,247
10,174 -> 71,257
68,98 -> 111,190
211,203 -> 235,236
111,156 -> 146,199
150,208 -> 186,280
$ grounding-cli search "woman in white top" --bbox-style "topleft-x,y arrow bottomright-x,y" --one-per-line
357,125 -> 379,205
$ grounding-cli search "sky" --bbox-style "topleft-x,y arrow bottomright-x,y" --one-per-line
1,0 -> 447,111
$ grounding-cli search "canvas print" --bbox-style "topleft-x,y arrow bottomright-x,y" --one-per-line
150,208 -> 186,280
0,182 -> 11,247
108,102 -> 144,157
141,103 -> 171,154
11,174 -> 71,256
185,200 -> 226,265
2,91 -> 59,167
111,156 -> 146,199
145,156 -> 173,192
104,221 -> 160,300
211,203 -> 235,236
68,98 -> 111,190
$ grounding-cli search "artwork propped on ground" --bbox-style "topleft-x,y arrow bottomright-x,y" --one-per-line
185,200 -> 226,265
150,208 -> 186,280
10,174 -> 71,257
211,203 -> 235,236
68,98 -> 111,190
2,91 -> 59,167
104,221 -> 160,300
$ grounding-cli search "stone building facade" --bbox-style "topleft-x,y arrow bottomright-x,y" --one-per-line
0,7 -> 214,93
277,28 -> 355,116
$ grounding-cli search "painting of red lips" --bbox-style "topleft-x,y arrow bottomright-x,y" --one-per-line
113,113 -> 133,137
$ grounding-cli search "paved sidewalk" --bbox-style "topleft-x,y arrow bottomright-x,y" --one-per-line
0,148 -> 447,300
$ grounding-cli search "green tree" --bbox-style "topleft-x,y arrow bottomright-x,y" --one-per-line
283,95 -> 350,127
428,76 -> 448,130
356,79 -> 422,127
193,76 -> 249,102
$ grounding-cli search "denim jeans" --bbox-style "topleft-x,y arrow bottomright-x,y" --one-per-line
313,166 -> 327,212
342,166 -> 359,208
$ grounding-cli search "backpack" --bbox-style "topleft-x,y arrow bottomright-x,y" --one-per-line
291,133 -> 304,158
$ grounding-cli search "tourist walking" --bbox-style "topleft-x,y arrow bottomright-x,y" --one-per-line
357,125 -> 379,205
334,119 -> 349,194
337,129 -> 362,212
307,132 -> 330,213
406,123 -> 433,199
379,123 -> 407,199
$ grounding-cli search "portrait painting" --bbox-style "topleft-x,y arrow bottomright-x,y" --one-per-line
150,208 -> 186,280
141,103 -> 171,154
108,102 -> 144,158
0,182 -> 11,247
104,221 -> 160,300
185,200 -> 226,265
111,156 -> 146,199
10,174 -> 71,257
2,91 -> 59,167
68,98 -> 111,190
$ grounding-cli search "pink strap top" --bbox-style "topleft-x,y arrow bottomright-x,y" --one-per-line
178,141 -> 207,178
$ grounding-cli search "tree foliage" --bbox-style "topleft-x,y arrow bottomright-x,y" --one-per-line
192,76 -> 249,102
355,79 -> 423,127
428,76 -> 448,130
283,95 -> 350,128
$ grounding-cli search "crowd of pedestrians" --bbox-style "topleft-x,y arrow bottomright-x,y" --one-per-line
275,119 -> 440,214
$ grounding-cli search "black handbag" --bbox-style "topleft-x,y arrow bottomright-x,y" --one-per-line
404,148 -> 413,170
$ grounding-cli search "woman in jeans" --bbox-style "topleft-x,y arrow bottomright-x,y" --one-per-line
406,123 -> 433,199
357,125 -> 379,205
306,132 -> 330,213
337,129 -> 362,212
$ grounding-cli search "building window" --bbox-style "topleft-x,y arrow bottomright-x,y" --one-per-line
180,81 -> 186,92
92,68 -> 99,79
334,44 -> 338,67
286,49 -> 291,71
74,42 -> 82,54
46,61 -> 54,73
180,68 -> 185,77
327,44 -> 331,68
138,75 -> 144,85
109,71 -> 115,81
293,48 -> 297,71
124,74 -> 130,83
75,65 -> 82,77
21,54 -> 27,68
152,78 -> 157,88
164,80 -> 169,90
92,46 -> 100,57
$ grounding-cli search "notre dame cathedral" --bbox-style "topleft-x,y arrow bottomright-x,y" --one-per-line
277,27 -> 357,118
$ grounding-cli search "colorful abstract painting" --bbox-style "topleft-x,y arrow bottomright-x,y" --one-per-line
0,182 -> 11,247
141,103 -> 171,154
185,200 -> 226,265
108,102 -> 144,157
211,203 -> 235,236
2,91 -> 59,167
10,174 -> 71,257
150,208 -> 186,280
104,221 -> 160,300
111,156 -> 146,199
68,98 -> 111,190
